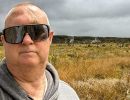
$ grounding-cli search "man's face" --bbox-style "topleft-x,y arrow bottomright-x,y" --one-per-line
2,8 -> 53,67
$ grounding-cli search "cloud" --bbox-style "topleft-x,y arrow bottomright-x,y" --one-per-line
0,0 -> 130,37
55,0 -> 130,19
48,0 -> 130,37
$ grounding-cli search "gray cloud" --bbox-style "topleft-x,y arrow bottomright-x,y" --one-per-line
46,0 -> 130,20
0,0 -> 130,37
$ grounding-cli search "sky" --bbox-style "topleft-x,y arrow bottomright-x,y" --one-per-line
0,0 -> 130,37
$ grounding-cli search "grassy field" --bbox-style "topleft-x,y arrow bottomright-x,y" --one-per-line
49,43 -> 130,100
1,43 -> 130,100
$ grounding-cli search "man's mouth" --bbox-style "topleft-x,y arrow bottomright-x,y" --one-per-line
19,50 -> 37,54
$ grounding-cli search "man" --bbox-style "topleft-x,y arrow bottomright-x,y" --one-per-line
0,3 -> 79,100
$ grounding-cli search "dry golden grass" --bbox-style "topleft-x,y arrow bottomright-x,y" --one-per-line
72,78 -> 127,100
49,43 -> 130,100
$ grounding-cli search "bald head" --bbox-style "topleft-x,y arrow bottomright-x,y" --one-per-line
5,3 -> 50,28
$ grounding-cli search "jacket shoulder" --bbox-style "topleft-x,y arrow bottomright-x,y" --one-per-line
58,80 -> 79,100
0,87 -> 12,100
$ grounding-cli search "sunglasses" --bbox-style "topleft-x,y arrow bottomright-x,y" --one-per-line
2,24 -> 50,44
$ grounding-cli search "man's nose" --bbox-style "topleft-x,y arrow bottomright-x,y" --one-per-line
22,33 -> 34,45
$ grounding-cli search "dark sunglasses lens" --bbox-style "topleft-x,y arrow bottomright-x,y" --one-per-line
3,26 -> 25,44
3,24 -> 49,44
28,24 -> 49,41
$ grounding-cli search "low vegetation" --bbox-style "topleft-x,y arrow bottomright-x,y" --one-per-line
49,43 -> 130,100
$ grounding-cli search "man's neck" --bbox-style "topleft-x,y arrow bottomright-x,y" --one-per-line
16,74 -> 47,100
7,63 -> 47,100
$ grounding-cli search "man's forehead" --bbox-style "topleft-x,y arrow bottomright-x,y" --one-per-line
8,5 -> 41,16
5,5 -> 49,28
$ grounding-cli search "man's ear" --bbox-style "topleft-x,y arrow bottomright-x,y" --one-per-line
48,31 -> 54,45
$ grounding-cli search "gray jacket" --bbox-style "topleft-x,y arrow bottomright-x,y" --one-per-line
0,59 -> 79,100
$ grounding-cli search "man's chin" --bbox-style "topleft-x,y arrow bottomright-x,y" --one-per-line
18,58 -> 39,66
